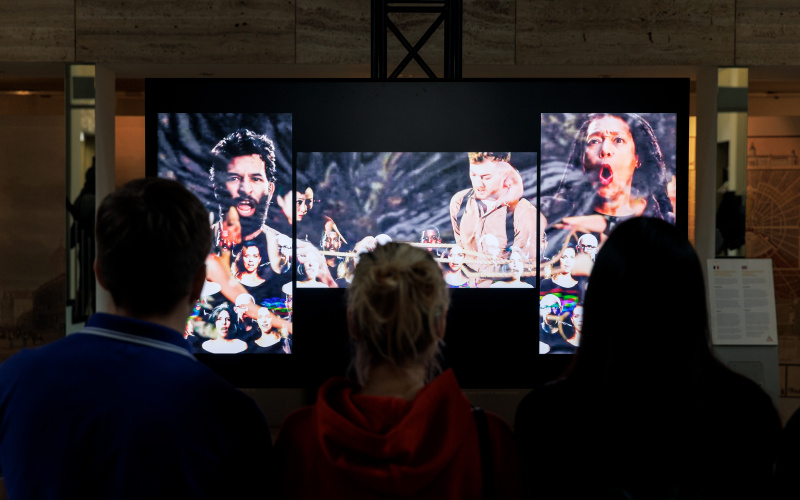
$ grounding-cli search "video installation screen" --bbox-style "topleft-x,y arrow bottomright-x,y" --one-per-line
146,79 -> 688,388
538,112 -> 678,355
295,152 -> 540,290
156,112 -> 295,355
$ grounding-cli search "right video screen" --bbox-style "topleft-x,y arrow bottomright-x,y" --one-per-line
539,112 -> 678,354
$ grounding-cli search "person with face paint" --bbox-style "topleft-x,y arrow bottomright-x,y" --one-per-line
420,226 -> 443,257
542,113 -> 672,249
538,293 -> 576,355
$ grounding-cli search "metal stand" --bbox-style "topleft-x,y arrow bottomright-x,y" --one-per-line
371,0 -> 462,79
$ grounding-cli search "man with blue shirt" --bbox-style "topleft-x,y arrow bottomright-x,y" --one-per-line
0,178 -> 271,498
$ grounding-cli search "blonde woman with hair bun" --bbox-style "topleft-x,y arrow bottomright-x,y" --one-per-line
275,242 -> 519,499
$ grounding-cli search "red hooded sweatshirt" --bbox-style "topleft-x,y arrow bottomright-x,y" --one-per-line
274,369 -> 519,499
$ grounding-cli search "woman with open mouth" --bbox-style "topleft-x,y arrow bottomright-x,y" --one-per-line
538,113 -> 674,354
201,303 -> 248,354
541,112 -> 674,255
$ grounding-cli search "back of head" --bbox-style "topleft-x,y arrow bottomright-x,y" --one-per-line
571,217 -> 715,386
96,178 -> 211,317
347,242 -> 449,383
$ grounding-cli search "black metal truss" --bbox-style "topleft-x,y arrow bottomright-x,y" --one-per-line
371,0 -> 462,79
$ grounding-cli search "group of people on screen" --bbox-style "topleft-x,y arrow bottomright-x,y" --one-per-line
304,150 -> 544,291
166,113 -> 682,359
180,126 -> 551,355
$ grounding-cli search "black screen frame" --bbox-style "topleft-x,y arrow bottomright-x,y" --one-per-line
145,78 -> 689,389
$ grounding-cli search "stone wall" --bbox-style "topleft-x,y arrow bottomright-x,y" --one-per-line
2,0 -> 799,67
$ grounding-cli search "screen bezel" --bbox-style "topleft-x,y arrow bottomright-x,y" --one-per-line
145,78 -> 689,389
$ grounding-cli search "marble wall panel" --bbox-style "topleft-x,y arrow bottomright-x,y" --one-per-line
516,0 -> 735,66
736,1 -> 800,66
464,0 -> 514,65
296,0 -> 448,75
15,0 -> 800,74
297,0 -> 370,64
0,0 -> 74,62
75,0 -> 295,64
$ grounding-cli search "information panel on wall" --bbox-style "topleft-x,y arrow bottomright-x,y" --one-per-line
708,258 -> 778,346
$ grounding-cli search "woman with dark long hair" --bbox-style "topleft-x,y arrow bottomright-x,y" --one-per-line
547,113 -> 673,229
517,217 -> 781,499
541,113 -> 674,266
275,242 -> 518,498
539,113 -> 675,354
442,245 -> 470,288
232,239 -> 270,287
201,303 -> 247,354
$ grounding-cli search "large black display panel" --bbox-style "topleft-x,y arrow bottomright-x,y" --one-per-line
145,79 -> 689,388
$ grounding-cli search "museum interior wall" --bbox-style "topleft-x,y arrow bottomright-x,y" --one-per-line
2,1 -> 800,67
4,0 -> 800,427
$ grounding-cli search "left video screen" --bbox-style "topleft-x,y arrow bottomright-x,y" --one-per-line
156,113 -> 294,355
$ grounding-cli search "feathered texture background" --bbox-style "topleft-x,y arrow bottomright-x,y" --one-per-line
156,113 -> 293,223
296,151 -> 539,248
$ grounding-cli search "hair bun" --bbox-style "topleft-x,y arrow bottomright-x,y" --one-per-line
372,262 -> 402,288
346,243 -> 450,382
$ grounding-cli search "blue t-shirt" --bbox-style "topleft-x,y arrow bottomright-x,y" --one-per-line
0,313 -> 271,499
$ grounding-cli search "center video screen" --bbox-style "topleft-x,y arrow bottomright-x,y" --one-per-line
294,152 -> 540,290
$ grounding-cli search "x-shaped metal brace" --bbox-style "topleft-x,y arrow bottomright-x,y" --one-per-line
372,0 -> 462,79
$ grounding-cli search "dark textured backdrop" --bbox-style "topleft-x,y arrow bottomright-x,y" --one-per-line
297,151 -> 538,248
